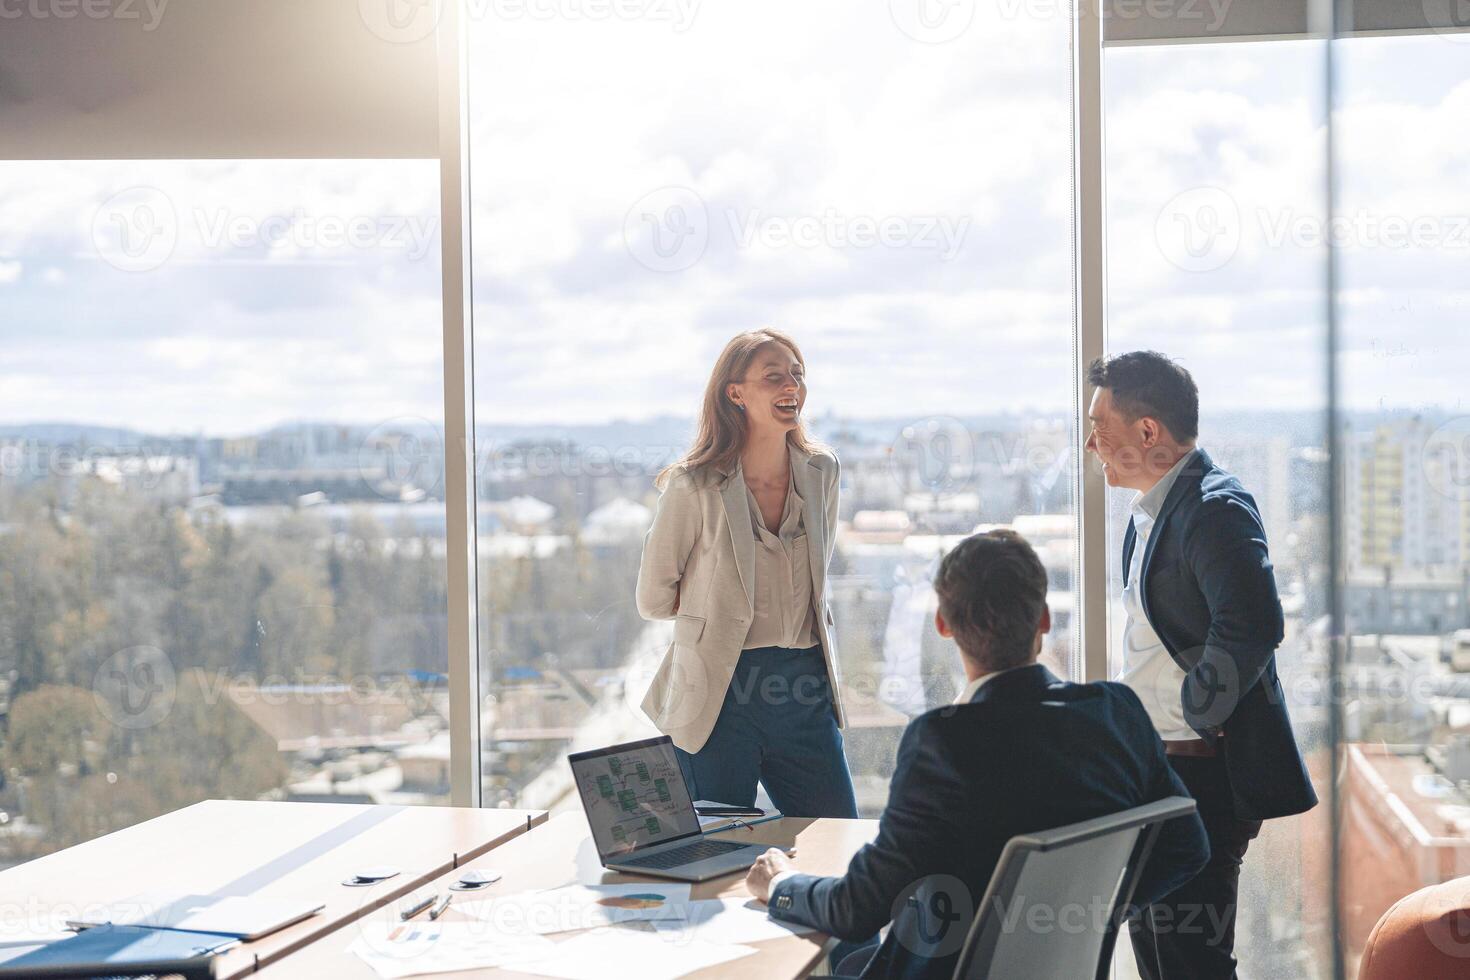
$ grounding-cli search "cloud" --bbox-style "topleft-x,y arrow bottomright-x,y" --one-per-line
0,22 -> 1464,432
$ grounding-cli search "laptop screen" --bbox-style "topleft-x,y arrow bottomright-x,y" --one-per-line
568,736 -> 702,859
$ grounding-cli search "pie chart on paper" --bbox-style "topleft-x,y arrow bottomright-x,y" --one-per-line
596,892 -> 670,910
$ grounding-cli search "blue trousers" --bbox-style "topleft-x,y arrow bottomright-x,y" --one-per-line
674,644 -> 858,819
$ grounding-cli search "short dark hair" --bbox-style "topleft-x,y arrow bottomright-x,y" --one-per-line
933,529 -> 1048,672
1087,351 -> 1199,443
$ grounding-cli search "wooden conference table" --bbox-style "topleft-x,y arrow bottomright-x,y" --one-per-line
0,799 -> 546,977
257,811 -> 881,979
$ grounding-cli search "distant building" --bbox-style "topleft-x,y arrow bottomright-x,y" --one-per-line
78,453 -> 200,503
1346,567 -> 1470,636
582,497 -> 651,546
487,495 -> 556,534
1343,419 -> 1470,572
1341,744 -> 1470,964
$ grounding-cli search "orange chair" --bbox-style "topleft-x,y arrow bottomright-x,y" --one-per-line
1360,877 -> 1470,980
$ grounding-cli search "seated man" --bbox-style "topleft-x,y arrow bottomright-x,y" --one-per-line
745,529 -> 1210,980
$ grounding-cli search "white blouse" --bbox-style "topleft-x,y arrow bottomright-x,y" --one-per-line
741,462 -> 819,651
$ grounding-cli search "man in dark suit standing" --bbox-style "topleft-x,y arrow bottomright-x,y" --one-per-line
1084,351 -> 1318,980
743,529 -> 1209,980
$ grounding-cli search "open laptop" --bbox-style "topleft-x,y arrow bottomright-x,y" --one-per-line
569,736 -> 770,882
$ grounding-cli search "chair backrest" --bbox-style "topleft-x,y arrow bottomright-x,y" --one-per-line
952,796 -> 1197,980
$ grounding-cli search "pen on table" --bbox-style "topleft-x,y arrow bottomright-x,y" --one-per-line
400,893 -> 437,921
429,894 -> 453,921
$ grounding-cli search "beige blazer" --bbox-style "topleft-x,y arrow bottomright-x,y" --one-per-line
636,445 -> 845,753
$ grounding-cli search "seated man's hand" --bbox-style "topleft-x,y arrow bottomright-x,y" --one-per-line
745,847 -> 795,904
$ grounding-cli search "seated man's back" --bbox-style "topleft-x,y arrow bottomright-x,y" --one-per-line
755,529 -> 1208,980
769,664 -> 1206,979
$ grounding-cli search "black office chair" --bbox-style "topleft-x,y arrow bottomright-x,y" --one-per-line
951,796 -> 1197,980
0,954 -> 215,979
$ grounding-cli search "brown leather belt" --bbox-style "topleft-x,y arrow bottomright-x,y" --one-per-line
1164,738 -> 1218,758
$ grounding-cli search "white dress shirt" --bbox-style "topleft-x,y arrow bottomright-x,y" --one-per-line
1116,450 -> 1198,742
952,663 -> 1032,705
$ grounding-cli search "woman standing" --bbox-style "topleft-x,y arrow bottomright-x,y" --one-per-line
635,329 -> 857,819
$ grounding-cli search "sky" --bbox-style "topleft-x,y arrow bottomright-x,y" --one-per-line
0,8 -> 1467,436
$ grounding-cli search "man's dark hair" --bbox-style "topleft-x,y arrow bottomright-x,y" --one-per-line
1087,351 -> 1199,443
933,529 -> 1048,673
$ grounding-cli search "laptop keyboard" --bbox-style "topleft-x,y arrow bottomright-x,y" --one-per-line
619,838 -> 750,870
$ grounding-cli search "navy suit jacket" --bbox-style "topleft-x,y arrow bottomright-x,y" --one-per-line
767,665 -> 1209,980
1122,448 -> 1318,821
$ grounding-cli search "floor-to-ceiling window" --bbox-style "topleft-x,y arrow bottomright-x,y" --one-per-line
1332,31 -> 1470,973
466,0 -> 1082,815
0,160 -> 449,866
1105,39 -> 1334,977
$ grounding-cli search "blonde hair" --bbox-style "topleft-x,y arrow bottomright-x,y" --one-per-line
657,329 -> 825,489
